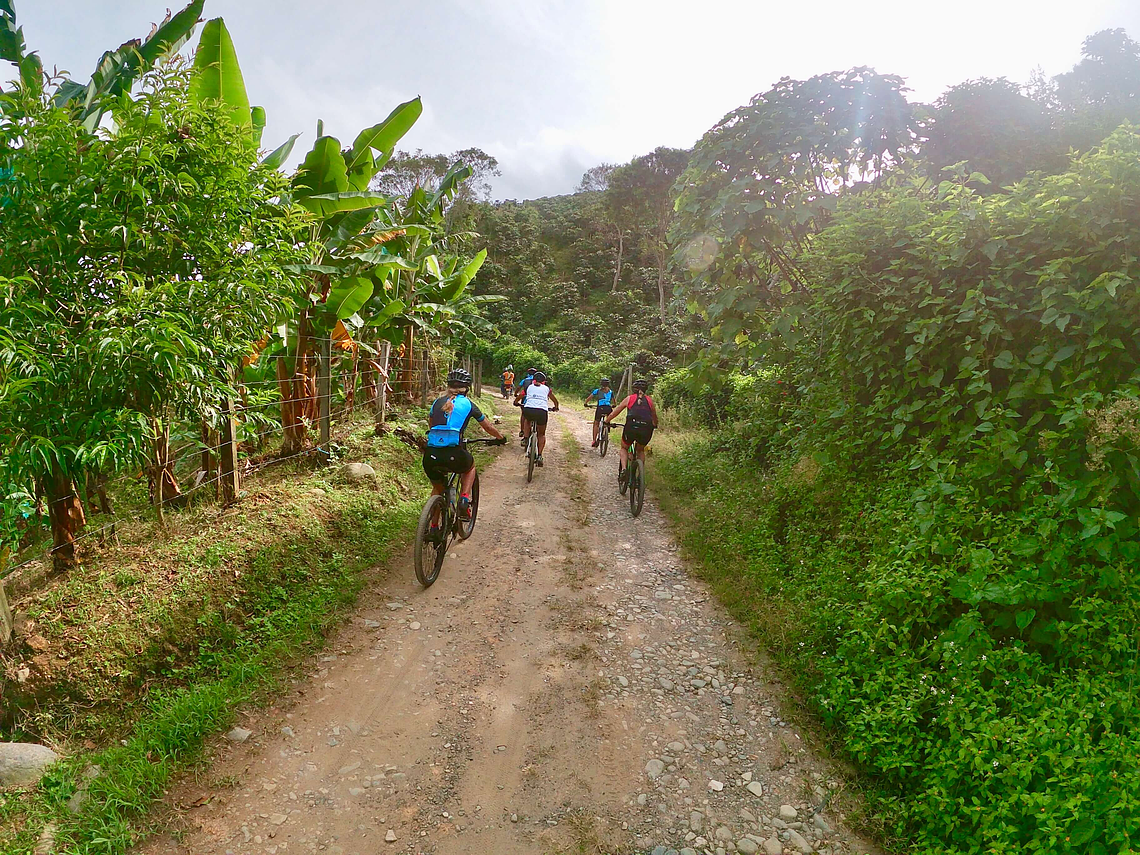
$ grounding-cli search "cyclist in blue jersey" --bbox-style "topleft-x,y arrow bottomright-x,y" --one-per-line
423,368 -> 506,520
583,377 -> 615,448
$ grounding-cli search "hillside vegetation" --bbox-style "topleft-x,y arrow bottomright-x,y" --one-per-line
471,27 -> 1140,855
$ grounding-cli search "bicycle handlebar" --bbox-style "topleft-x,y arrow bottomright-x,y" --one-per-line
467,438 -> 506,446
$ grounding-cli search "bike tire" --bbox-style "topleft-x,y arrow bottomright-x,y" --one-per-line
414,494 -> 448,587
630,458 -> 645,517
526,435 -> 536,483
619,460 -> 628,495
457,471 -> 480,540
599,428 -> 608,458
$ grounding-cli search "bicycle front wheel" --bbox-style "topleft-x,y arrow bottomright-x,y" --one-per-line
414,494 -> 448,587
457,471 -> 480,540
526,436 -> 536,483
630,458 -> 645,517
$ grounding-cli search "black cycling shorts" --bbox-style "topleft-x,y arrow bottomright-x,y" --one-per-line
522,406 -> 549,426
422,445 -> 474,485
622,421 -> 654,448
593,404 -> 613,423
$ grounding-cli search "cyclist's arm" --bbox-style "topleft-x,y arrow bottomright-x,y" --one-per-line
648,396 -> 660,428
584,391 -> 596,406
477,416 -> 505,441
606,398 -> 628,422
548,391 -> 560,410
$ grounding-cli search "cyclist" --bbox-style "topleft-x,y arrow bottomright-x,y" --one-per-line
605,377 -> 658,484
583,377 -> 615,448
423,368 -> 506,524
500,364 -> 515,399
515,366 -> 538,439
518,371 -> 560,466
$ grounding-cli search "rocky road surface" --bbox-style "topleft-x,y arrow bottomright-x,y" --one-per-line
141,406 -> 879,855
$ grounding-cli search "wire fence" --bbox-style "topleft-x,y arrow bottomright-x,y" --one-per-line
1,344 -> 481,590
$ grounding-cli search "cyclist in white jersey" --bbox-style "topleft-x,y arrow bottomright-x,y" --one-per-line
516,371 -> 560,466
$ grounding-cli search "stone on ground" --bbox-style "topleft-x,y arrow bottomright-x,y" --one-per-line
0,742 -> 59,787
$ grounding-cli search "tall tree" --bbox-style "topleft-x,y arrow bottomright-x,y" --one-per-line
607,147 -> 689,320
1054,28 -> 1140,148
923,77 -> 1061,186
575,163 -> 629,291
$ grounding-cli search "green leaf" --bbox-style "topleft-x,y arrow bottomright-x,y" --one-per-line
190,18 -> 251,128
261,134 -> 300,170
293,137 -> 348,198
250,105 -> 266,147
1014,609 -> 1036,631
296,191 -> 387,217
325,277 -> 374,320
137,0 -> 205,67
346,97 -> 423,177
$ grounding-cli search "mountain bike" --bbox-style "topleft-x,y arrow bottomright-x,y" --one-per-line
585,403 -> 612,457
607,422 -> 645,517
414,439 -> 499,587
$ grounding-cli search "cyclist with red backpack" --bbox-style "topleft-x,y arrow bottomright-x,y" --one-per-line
604,377 -> 658,484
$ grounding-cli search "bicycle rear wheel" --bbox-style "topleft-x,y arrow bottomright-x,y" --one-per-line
457,471 -> 480,540
629,458 -> 645,517
526,434 -> 536,483
414,494 -> 448,587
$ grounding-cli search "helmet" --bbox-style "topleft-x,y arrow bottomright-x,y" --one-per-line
600,377 -> 611,385
633,377 -> 648,391
526,367 -> 537,375
447,368 -> 473,387
533,371 -> 547,382
506,364 -> 513,370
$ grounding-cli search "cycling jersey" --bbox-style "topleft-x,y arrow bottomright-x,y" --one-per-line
502,371 -> 514,386
426,393 -> 485,447
591,388 -> 614,407
517,374 -> 536,395
625,392 -> 655,426
524,383 -> 553,410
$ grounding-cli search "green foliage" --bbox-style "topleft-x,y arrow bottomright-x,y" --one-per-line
662,127 -> 1140,853
0,64 -> 306,487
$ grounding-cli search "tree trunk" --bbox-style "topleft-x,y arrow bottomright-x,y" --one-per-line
657,262 -> 667,323
279,312 -> 313,456
45,467 -> 85,573
151,419 -> 184,514
612,230 -> 624,292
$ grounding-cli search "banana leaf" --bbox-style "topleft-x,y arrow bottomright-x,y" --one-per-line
297,191 -> 387,217
190,18 -> 251,128
293,137 -> 348,198
346,97 -> 423,176
325,277 -> 374,320
262,133 -> 300,170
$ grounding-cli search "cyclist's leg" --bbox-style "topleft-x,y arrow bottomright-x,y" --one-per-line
617,436 -> 629,472
591,411 -> 600,444
536,422 -> 547,455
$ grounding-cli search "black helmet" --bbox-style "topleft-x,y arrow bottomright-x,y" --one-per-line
526,367 -> 537,375
600,377 -> 611,385
633,377 -> 648,390
533,371 -> 547,382
447,367 -> 473,387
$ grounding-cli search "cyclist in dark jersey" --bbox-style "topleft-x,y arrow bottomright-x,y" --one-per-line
423,368 -> 506,520
583,377 -> 615,448
604,377 -> 658,484
514,367 -> 538,441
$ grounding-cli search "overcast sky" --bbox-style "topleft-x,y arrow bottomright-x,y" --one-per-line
18,0 -> 1140,200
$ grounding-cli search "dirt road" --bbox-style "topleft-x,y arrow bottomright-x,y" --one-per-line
143,406 -> 878,855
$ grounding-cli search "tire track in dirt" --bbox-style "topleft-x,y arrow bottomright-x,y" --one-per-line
140,405 -> 878,855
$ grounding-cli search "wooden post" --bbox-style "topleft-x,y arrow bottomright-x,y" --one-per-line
475,359 -> 483,397
219,397 -> 240,504
376,341 -> 391,428
0,547 -> 13,645
318,336 -> 332,464
420,348 -> 431,408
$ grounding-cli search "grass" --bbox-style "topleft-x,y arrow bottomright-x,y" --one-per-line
0,403 -> 500,854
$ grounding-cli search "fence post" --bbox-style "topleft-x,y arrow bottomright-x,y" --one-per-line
219,397 -> 240,504
420,351 -> 430,408
376,340 -> 391,428
475,359 -> 483,397
318,336 -> 332,464
0,547 -> 13,644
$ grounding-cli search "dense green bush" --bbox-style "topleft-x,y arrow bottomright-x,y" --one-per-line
660,128 -> 1140,853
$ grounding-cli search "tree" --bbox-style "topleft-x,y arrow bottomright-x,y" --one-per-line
374,147 -> 500,205
0,63 -> 306,569
922,78 -> 1062,186
1054,28 -> 1140,149
607,147 -> 689,320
